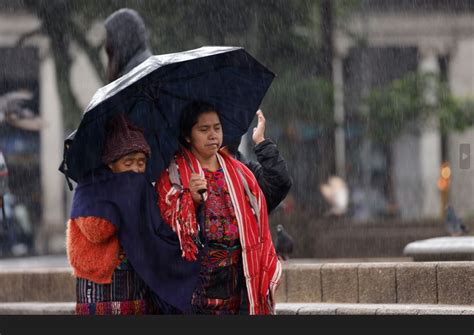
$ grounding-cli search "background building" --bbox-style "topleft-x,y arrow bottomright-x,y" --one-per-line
334,0 -> 474,220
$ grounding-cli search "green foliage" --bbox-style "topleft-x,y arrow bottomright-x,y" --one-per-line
438,85 -> 474,135
363,72 -> 474,142
363,73 -> 424,142
262,73 -> 334,126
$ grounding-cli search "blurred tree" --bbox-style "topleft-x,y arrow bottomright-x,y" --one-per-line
363,72 -> 474,142
319,0 -> 333,80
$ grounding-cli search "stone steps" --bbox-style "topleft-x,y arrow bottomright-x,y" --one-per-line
276,261 -> 473,305
0,302 -> 75,315
0,302 -> 472,315
0,261 -> 471,315
276,303 -> 474,315
0,268 -> 75,302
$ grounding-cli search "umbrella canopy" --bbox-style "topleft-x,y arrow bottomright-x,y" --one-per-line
59,46 -> 275,185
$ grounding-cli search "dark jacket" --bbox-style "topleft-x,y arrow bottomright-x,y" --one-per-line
236,139 -> 292,213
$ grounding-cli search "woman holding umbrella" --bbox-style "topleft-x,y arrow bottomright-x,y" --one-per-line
156,101 -> 282,315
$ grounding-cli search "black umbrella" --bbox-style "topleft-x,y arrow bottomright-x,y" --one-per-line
59,46 -> 275,187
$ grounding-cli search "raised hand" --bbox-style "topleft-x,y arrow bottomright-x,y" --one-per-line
252,109 -> 266,145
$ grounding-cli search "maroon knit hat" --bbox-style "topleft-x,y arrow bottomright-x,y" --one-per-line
102,113 -> 151,165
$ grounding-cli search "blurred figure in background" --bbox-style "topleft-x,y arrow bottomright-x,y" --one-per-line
104,8 -> 152,83
0,90 -> 44,256
2,192 -> 33,257
0,90 -> 44,131
444,204 -> 468,236
320,176 -> 349,217
349,170 -> 396,221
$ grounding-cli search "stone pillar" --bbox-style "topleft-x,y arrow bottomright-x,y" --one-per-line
447,38 -> 474,217
35,35 -> 103,255
393,46 -> 442,220
37,44 -> 66,254
419,46 -> 442,219
393,132 -> 423,219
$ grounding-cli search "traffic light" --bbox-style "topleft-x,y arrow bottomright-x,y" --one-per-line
437,162 -> 451,191
437,162 -> 451,219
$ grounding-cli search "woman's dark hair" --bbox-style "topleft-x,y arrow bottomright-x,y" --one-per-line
179,101 -> 220,148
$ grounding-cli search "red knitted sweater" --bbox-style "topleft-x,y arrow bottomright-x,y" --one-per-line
66,217 -> 121,284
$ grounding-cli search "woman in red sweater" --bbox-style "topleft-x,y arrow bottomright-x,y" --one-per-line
156,101 -> 281,315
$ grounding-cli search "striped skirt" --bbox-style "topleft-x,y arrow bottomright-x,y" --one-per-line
76,265 -> 157,315
191,244 -> 246,315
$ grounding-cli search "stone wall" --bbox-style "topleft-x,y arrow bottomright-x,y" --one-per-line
276,262 -> 473,306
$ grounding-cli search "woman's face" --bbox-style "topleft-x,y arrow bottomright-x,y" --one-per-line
108,151 -> 147,174
186,111 -> 223,161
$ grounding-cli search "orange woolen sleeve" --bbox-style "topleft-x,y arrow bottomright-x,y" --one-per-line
74,217 -> 117,243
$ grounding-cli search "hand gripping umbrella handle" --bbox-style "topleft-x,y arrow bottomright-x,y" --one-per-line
181,146 -> 207,202
197,188 -> 206,202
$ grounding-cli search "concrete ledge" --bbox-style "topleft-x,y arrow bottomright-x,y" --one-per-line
0,268 -> 75,302
436,262 -> 473,305
0,262 -> 471,307
276,303 -> 474,315
286,264 -> 322,303
275,261 -> 473,305
396,263 -> 437,304
358,263 -> 396,303
403,237 -> 474,261
1,302 -> 472,315
0,302 -> 75,315
321,264 -> 358,303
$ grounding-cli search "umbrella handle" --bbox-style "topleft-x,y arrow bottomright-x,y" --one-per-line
197,188 -> 206,202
